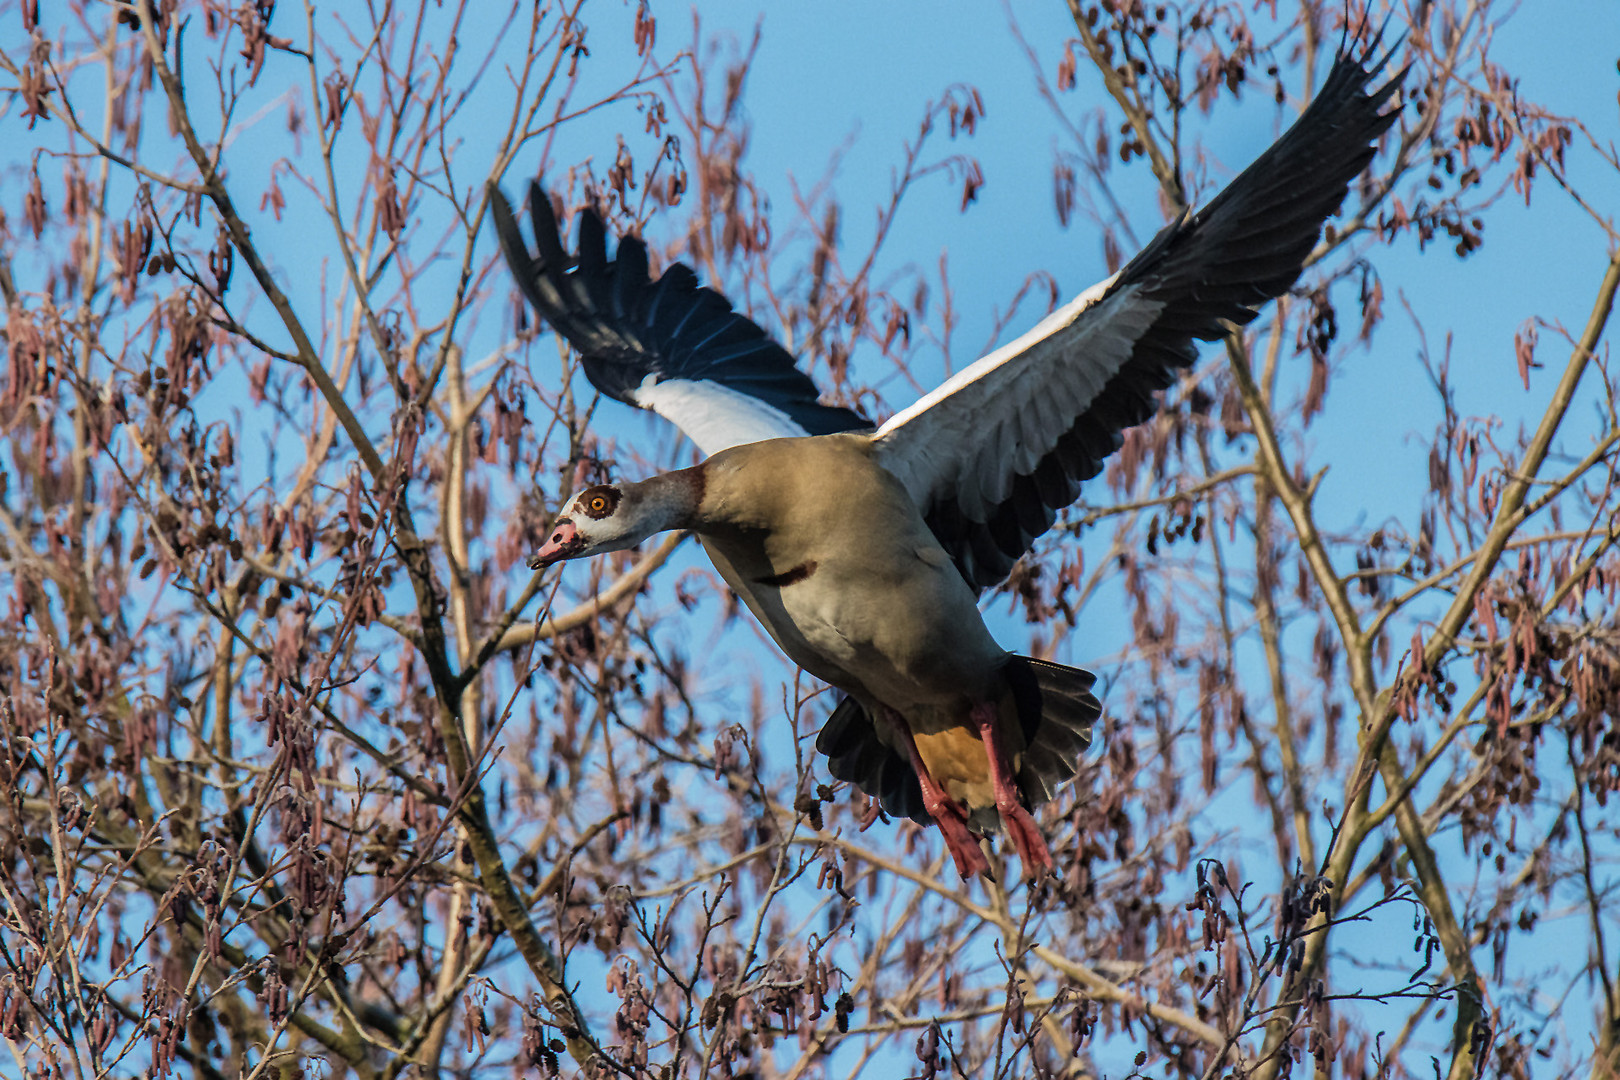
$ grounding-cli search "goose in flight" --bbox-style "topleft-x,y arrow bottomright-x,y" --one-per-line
492,38 -> 1402,879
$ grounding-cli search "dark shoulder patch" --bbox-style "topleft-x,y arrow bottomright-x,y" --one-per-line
756,560 -> 817,588
670,461 -> 706,508
577,485 -> 621,520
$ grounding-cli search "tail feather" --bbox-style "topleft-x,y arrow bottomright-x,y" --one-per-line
1003,655 -> 1101,810
816,696 -> 930,824
815,656 -> 1102,832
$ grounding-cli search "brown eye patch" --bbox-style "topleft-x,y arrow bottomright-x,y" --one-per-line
578,484 -> 620,520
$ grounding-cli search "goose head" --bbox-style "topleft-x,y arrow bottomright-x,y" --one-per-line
530,474 -> 697,568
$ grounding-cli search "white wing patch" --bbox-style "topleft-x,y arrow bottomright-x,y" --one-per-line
876,272 -> 1121,439
631,376 -> 811,456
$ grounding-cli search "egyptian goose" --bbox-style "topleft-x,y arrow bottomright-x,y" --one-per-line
493,38 -> 1402,880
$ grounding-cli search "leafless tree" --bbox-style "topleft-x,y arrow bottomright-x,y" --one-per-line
1,1 -> 1615,1078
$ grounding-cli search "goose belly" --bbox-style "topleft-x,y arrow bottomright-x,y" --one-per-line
701,536 -> 1006,709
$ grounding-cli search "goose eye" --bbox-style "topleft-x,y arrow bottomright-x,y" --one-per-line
578,486 -> 619,519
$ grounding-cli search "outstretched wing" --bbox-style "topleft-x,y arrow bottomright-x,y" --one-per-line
872,39 -> 1405,590
492,183 -> 872,455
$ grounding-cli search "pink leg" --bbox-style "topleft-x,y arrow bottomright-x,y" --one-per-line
971,702 -> 1055,877
887,709 -> 991,881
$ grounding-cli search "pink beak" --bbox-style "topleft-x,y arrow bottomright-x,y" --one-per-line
529,517 -> 582,569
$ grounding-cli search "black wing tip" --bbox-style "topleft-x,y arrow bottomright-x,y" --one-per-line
488,180 -> 568,280
1337,5 -> 1409,90
487,182 -> 526,269
494,178 -> 873,437
1302,16 -> 1408,156
1129,21 -> 1409,295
